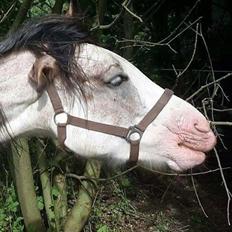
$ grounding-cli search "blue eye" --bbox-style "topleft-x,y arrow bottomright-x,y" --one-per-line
107,74 -> 128,88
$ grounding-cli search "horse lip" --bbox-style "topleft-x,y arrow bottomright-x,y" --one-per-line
166,124 -> 216,153
166,142 -> 208,171
175,128 -> 217,153
167,151 -> 206,172
167,160 -> 183,172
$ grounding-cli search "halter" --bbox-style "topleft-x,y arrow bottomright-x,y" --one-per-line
46,85 -> 173,164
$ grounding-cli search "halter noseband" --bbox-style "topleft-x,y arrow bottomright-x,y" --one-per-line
47,85 -> 173,164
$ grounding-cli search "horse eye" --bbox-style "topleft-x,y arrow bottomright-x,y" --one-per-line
106,74 -> 128,88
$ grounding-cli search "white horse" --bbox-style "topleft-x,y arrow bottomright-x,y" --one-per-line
0,16 -> 216,171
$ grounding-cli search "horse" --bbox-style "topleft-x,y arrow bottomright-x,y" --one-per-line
0,15 -> 216,172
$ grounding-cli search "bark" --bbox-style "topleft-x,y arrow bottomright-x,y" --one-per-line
123,2 -> 134,59
35,141 -> 54,229
11,138 -> 46,231
10,0 -> 33,32
97,0 -> 107,25
66,0 -> 80,16
54,173 -> 67,230
52,0 -> 65,14
64,159 -> 101,232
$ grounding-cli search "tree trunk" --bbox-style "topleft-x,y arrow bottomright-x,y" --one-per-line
54,173 -> 67,230
35,140 -> 54,229
52,0 -> 65,14
64,159 -> 101,232
97,0 -> 107,25
10,0 -> 33,32
11,138 -> 46,231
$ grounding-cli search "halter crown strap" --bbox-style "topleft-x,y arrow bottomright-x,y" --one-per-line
46,84 -> 173,164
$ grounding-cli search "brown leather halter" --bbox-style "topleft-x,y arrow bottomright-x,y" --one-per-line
46,84 -> 173,163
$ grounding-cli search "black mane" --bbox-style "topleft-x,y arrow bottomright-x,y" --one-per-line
0,15 -> 93,92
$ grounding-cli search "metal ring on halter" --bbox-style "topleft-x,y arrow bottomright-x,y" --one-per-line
54,111 -> 68,126
126,126 -> 143,143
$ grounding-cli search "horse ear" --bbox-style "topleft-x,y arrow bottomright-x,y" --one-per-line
29,55 -> 60,92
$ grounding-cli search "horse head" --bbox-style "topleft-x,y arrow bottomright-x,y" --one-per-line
0,16 -> 216,171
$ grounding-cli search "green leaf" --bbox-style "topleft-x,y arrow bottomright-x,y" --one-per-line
37,196 -> 44,210
51,186 -> 60,197
97,225 -> 110,232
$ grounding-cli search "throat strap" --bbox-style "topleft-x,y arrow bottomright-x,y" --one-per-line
47,84 -> 173,163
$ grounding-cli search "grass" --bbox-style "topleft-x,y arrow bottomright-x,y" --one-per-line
85,175 -> 190,232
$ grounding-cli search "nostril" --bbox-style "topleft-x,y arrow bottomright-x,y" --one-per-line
194,120 -> 210,133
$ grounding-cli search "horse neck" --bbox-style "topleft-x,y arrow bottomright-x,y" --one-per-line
0,52 -> 46,140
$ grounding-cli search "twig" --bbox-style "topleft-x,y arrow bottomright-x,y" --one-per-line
186,73 -> 232,101
202,99 -> 228,150
160,181 -> 173,203
172,23 -> 200,89
117,39 -> 178,54
167,17 -> 202,44
213,108 -> 232,112
198,25 -> 217,98
67,167 -> 231,183
91,0 -> 129,30
66,165 -> 138,182
191,174 -> 208,218
152,68 -> 232,73
122,0 -> 143,22
140,166 -> 231,177
158,0 -> 201,43
117,17 -> 202,55
0,2 -> 16,24
213,148 -> 231,225
210,121 -> 232,126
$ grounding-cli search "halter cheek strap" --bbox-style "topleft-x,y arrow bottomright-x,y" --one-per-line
47,84 -> 173,164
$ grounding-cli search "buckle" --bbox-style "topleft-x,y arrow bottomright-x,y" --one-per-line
54,111 -> 68,126
126,126 -> 143,143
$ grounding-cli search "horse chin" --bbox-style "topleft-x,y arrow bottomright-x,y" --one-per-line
166,146 -> 206,172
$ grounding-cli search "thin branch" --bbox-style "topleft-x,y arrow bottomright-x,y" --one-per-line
0,1 -> 16,24
117,39 -> 178,54
210,121 -> 232,126
67,166 -> 230,182
122,0 -> 143,22
197,25 -> 217,98
167,17 -> 202,44
213,108 -> 232,112
213,148 -> 231,225
186,73 -> 232,101
158,0 -> 201,44
91,0 -> 129,30
140,166 -> 231,177
117,17 -> 202,55
66,165 -> 138,182
172,23 -> 200,89
153,68 -> 232,73
191,175 -> 208,218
